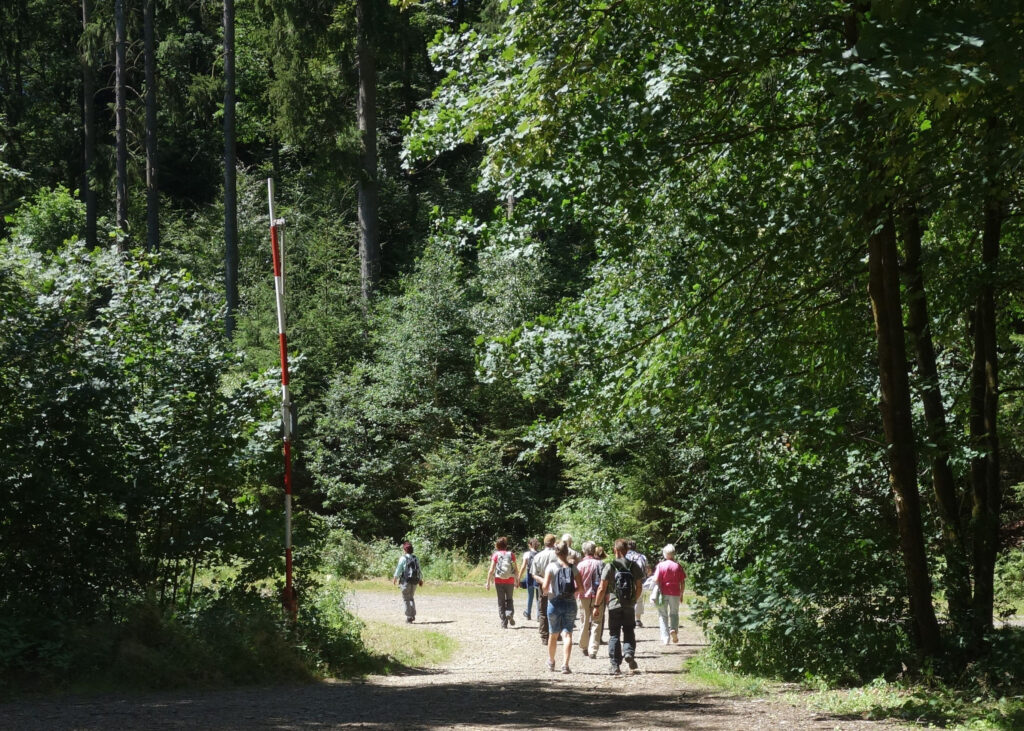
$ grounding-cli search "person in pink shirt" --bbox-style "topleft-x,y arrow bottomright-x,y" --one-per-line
652,544 -> 686,644
574,541 -> 604,657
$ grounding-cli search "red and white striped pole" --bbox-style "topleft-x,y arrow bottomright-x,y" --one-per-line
267,178 -> 296,618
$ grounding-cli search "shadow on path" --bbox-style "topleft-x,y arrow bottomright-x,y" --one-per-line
0,677 -> 761,730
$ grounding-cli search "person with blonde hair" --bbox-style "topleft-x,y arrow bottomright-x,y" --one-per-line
652,543 -> 686,644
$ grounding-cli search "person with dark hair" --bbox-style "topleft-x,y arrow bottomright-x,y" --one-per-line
626,539 -> 649,627
485,536 -> 518,628
592,538 -> 643,675
393,541 -> 423,623
519,537 -> 541,621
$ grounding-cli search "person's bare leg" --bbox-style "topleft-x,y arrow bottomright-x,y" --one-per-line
563,631 -> 573,668
547,632 -> 559,666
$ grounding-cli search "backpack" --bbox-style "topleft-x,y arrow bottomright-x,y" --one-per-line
403,555 -> 421,584
494,551 -> 514,580
554,565 -> 576,599
613,561 -> 635,604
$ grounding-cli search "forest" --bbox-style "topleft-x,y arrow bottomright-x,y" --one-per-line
2,0 -> 1023,716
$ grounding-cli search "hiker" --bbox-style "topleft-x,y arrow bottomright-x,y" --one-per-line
561,533 -> 582,564
592,538 -> 644,675
589,545 -> 608,653
393,541 -> 423,623
575,540 -> 604,657
626,539 -> 649,627
519,537 -> 541,621
652,544 -> 687,644
541,540 -> 583,673
531,534 -> 558,644
485,536 -> 518,628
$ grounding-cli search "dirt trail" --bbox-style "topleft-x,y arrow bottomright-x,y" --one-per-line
0,587 -> 907,729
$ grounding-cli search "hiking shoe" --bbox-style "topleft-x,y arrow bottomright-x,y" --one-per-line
582,648 -> 589,657
625,655 -> 638,671
635,619 -> 643,628
523,611 -> 531,620
609,664 -> 621,676
407,617 -> 414,623
547,660 -> 556,672
561,665 -> 572,674
670,630 -> 678,643
502,620 -> 508,629
508,615 -> 515,626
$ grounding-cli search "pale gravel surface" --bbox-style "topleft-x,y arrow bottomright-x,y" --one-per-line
0,586 -> 910,729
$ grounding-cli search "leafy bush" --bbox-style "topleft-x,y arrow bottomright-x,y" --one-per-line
994,543 -> 1024,620
1,586 -> 372,695
7,185 -> 87,252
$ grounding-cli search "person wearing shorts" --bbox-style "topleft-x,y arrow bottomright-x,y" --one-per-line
542,540 -> 583,674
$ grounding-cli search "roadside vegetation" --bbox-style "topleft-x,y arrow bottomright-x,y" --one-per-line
2,1 -> 1023,726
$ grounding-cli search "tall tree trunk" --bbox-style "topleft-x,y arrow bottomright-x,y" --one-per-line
901,212 -> 972,631
356,0 -> 380,301
868,214 -> 943,657
223,0 -> 238,336
114,0 -> 128,249
80,0 -> 97,249
143,0 -> 159,251
969,196 -> 1003,638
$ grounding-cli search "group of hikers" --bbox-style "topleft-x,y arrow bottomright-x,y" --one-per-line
393,533 -> 686,676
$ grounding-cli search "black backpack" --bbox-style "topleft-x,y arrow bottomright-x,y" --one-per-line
613,561 -> 635,604
403,555 -> 421,584
554,565 -> 576,599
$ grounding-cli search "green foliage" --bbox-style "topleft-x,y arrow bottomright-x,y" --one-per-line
410,434 -> 537,557
7,185 -> 87,252
0,586 -> 372,695
322,528 -> 404,580
994,545 -> 1024,619
0,228 -> 281,638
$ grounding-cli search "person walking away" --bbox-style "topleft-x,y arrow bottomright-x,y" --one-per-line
519,537 -> 540,621
592,538 -> 643,675
653,544 -> 686,644
561,533 -> 582,564
531,533 -> 557,644
575,541 -> 603,657
485,536 -> 518,628
542,540 -> 583,673
626,539 -> 649,627
393,541 -> 423,623
589,545 -> 608,654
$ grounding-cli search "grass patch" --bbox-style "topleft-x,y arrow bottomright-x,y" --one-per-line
793,679 -> 1024,730
685,646 -> 1024,730
683,652 -> 774,696
360,621 -> 457,673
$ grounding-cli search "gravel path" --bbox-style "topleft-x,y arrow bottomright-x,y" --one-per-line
0,587 -> 908,729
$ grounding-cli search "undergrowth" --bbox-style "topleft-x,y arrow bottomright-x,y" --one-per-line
687,626 -> 1024,730
0,583 -> 373,698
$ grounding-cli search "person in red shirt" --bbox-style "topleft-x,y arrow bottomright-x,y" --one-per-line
485,536 -> 518,628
